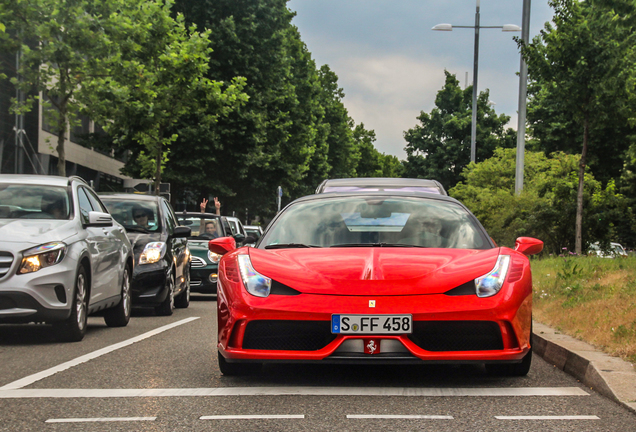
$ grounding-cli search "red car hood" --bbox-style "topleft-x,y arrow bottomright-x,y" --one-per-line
247,247 -> 501,296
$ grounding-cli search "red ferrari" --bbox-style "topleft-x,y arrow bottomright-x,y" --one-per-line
210,191 -> 543,376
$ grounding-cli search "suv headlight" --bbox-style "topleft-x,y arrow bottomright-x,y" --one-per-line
18,242 -> 67,274
475,255 -> 510,298
237,254 -> 271,297
139,242 -> 167,265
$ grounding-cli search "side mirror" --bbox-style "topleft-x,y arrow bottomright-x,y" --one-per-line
86,211 -> 113,227
244,236 -> 257,245
233,233 -> 246,244
173,226 -> 191,238
515,237 -> 543,256
209,236 -> 237,255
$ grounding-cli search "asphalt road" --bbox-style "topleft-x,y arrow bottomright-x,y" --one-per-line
0,295 -> 635,432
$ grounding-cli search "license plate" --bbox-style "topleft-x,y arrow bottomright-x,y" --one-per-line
331,314 -> 412,334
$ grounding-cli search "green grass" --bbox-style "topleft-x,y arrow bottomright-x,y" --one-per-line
531,255 -> 636,364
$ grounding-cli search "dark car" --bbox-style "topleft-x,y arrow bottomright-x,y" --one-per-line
315,177 -> 448,195
176,212 -> 229,294
99,193 -> 191,315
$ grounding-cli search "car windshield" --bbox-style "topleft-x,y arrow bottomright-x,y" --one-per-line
0,184 -> 70,220
177,215 -> 222,239
261,196 -> 490,249
101,199 -> 160,232
245,228 -> 262,239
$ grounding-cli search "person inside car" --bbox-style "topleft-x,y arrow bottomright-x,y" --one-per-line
198,197 -> 222,239
42,195 -> 68,219
132,205 -> 153,229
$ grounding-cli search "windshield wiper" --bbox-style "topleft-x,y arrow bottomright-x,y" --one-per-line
265,243 -> 322,249
331,243 -> 428,248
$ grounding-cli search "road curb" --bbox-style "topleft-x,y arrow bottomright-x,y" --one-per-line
533,321 -> 636,414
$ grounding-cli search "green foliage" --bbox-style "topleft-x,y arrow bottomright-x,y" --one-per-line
0,0 -> 125,175
450,148 -> 631,253
521,0 -> 636,252
402,71 -> 515,190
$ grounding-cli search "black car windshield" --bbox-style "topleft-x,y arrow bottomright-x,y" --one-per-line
260,196 -> 490,249
177,215 -> 222,239
0,184 -> 70,220
102,199 -> 161,232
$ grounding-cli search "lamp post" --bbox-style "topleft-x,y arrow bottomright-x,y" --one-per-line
433,1 -> 520,163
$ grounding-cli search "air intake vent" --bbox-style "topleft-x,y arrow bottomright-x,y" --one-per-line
507,260 -> 524,282
190,256 -> 206,268
0,252 -> 14,279
243,320 -> 336,351
409,321 -> 503,351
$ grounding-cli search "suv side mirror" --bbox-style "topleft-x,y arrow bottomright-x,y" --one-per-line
514,237 -> 543,256
233,233 -> 246,244
86,211 -> 113,227
173,226 -> 191,238
209,236 -> 237,255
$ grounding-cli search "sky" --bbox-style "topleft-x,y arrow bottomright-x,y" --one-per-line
287,0 -> 555,160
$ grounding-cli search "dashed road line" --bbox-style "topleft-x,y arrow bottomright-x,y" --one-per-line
0,386 -> 589,398
45,417 -> 156,423
200,415 -> 305,420
347,415 -> 453,419
0,317 -> 200,391
495,415 -> 600,420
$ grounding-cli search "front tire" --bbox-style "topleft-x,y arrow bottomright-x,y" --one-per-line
486,349 -> 532,376
155,272 -> 175,316
104,265 -> 132,327
55,266 -> 88,342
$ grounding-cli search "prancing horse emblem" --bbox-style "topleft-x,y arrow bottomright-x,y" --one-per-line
364,338 -> 380,355
369,300 -> 376,308
367,340 -> 377,354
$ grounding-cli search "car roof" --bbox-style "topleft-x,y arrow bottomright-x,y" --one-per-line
295,190 -> 459,205
244,225 -> 262,229
315,177 -> 447,195
98,192 -> 162,202
177,212 -> 221,219
0,174 -> 84,187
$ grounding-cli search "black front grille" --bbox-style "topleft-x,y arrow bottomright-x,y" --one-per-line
409,321 -> 503,352
243,320 -> 336,351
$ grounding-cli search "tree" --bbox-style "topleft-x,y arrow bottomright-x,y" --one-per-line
451,148 -> 630,254
521,0 -> 635,253
0,0 -> 121,176
353,124 -> 403,178
402,71 -> 515,191
82,0 -> 247,195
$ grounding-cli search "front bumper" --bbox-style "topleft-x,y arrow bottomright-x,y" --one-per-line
218,282 -> 532,365
131,262 -> 169,305
189,267 -> 218,294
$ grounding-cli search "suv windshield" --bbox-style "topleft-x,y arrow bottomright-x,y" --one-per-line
261,196 -> 490,249
0,184 -> 70,220
177,215 -> 222,240
101,199 -> 161,232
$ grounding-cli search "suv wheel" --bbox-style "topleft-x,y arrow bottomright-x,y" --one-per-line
55,266 -> 88,342
155,272 -> 175,316
104,265 -> 132,327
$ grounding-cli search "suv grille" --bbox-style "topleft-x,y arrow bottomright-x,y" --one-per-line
0,252 -> 14,278
190,256 -> 207,268
243,320 -> 336,351
409,321 -> 503,352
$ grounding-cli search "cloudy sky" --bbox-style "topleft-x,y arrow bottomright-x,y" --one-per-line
287,0 -> 555,159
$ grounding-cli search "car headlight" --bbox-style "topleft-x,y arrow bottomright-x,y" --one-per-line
139,242 -> 167,265
237,254 -> 271,297
18,242 -> 67,274
208,251 -> 221,263
475,255 -> 510,298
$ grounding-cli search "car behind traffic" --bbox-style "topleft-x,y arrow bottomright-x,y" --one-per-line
0,175 -> 134,341
100,193 -> 191,315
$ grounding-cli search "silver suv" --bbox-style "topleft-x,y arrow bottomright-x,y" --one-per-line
0,175 -> 134,342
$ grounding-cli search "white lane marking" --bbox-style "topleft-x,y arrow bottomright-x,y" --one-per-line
45,417 -> 156,423
200,415 -> 304,420
347,415 -> 453,419
0,386 -> 589,398
496,415 -> 600,420
0,317 -> 200,390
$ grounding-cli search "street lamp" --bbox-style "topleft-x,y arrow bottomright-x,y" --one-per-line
433,1 -> 521,163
